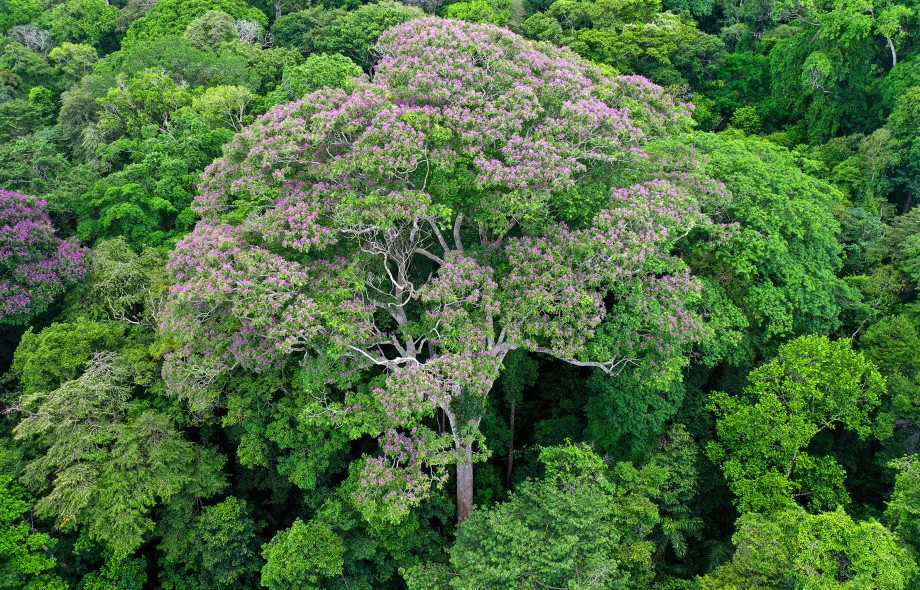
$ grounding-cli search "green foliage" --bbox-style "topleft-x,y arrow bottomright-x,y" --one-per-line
270,7 -> 343,51
645,425 -> 705,563
709,335 -> 885,513
99,68 -> 194,139
192,84 -> 255,131
881,57 -> 920,111
78,557 -> 147,590
61,238 -> 165,324
49,43 -> 98,82
0,0 -> 42,33
445,0 -> 512,25
700,508 -> 918,589
0,42 -> 56,96
0,100 -> 43,142
26,86 -> 53,119
586,371 -> 686,456
89,37 -> 255,95
123,0 -> 268,49
12,317 -> 127,395
728,105 -> 761,134
655,133 -> 849,359
45,0 -> 119,50
532,0 -> 725,87
261,519 -> 345,590
0,0 -> 918,585
707,51 -> 771,122
663,0 -> 713,17
860,315 -> 920,427
449,444 -> 659,589
273,53 -> 362,102
310,1 -> 424,69
0,130 -> 71,196
78,109 -> 232,249
215,366 -> 354,496
0,476 -> 67,590
214,41 -> 303,94
886,455 -> 920,558
159,497 -> 261,590
873,207 -> 920,288
12,354 -> 226,558
183,10 -> 238,50
767,24 -> 884,142
520,11 -> 563,42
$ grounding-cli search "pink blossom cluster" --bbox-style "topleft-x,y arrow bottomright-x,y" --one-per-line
191,19 -> 691,220
353,426 -> 455,521
502,181 -> 706,360
0,189 -> 87,325
378,352 -> 500,422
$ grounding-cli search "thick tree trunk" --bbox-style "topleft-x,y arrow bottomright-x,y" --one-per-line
887,36 -> 898,67
456,451 -> 474,522
274,0 -> 283,20
505,401 -> 516,487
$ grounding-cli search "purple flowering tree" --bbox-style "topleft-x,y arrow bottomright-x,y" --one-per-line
0,189 -> 88,325
161,18 -> 710,523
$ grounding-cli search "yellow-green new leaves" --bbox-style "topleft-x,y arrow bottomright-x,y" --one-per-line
700,508 -> 918,589
709,335 -> 885,513
887,455 -> 920,559
260,519 -> 344,590
192,85 -> 255,132
0,476 -> 67,590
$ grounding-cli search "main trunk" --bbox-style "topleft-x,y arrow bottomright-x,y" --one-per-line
887,36 -> 898,66
505,401 -> 516,487
456,451 -> 474,522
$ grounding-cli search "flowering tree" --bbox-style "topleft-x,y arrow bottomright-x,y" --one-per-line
0,189 -> 87,325
161,18 -> 710,522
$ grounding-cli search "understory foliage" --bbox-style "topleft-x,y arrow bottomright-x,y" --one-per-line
1,0 -> 920,587
447,444 -> 661,589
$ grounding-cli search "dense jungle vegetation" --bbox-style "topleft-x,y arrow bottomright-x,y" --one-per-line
1,0 -> 919,588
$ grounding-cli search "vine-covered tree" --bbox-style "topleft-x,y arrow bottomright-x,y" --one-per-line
12,353 -> 226,558
161,18 -> 710,522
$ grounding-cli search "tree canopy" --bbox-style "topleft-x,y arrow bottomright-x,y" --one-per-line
1,0 -> 919,587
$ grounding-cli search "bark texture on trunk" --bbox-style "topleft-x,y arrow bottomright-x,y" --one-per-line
456,454 -> 474,522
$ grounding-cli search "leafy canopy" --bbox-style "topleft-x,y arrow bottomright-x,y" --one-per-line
709,335 -> 885,513
161,17 -> 705,522
701,508 -> 918,589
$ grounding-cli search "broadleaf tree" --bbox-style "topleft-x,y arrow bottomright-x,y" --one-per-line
708,335 -> 885,513
160,18 -> 715,523
0,189 -> 88,326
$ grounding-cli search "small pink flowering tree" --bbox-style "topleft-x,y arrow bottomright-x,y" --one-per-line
0,189 -> 88,325
161,18 -> 710,522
